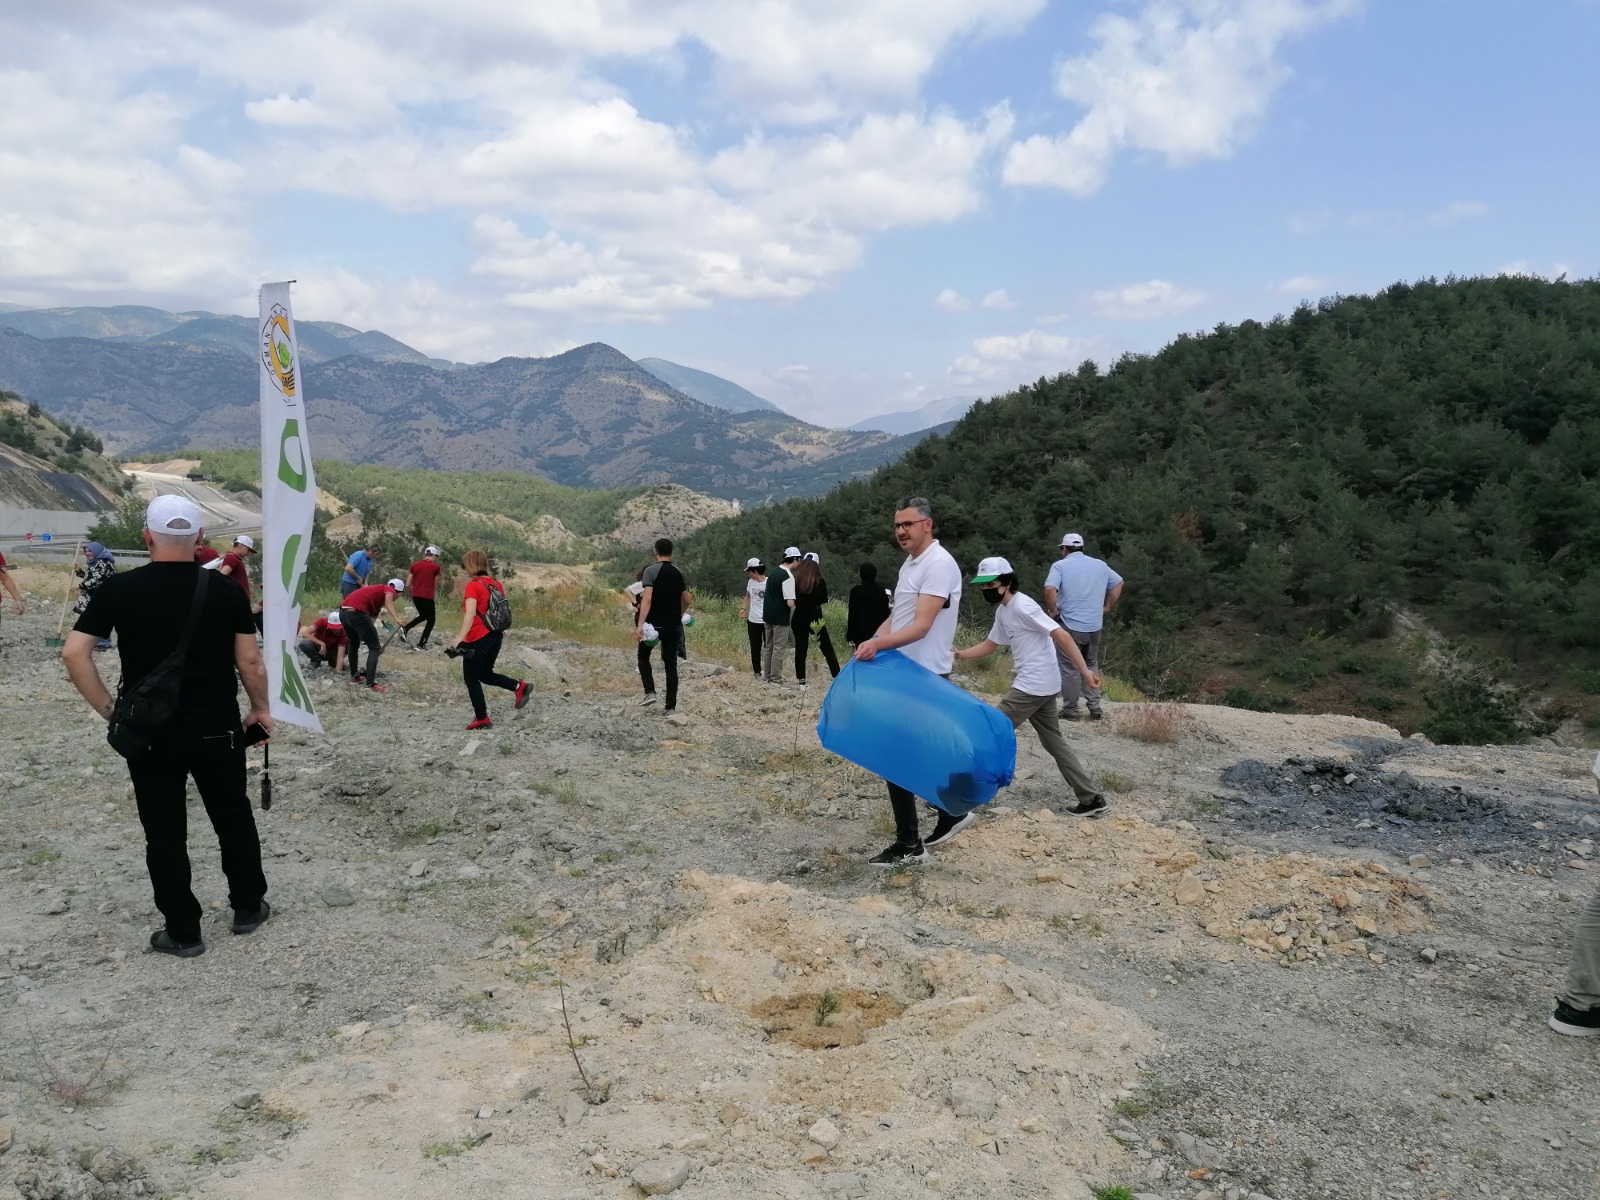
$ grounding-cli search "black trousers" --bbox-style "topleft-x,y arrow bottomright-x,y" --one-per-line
126,724 -> 266,943
745,621 -> 764,675
793,618 -> 840,682
403,597 -> 437,646
638,622 -> 681,709
463,630 -> 519,719
297,637 -> 337,669
342,608 -> 381,685
888,782 -> 922,845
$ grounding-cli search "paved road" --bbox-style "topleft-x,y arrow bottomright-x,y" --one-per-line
125,471 -> 262,537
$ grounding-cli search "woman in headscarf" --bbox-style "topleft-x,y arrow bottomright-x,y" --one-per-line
74,542 -> 118,649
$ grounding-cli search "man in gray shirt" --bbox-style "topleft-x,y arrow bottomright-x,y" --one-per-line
1042,532 -> 1124,720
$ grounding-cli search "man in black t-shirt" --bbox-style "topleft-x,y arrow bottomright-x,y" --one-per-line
634,537 -> 692,715
62,495 -> 273,958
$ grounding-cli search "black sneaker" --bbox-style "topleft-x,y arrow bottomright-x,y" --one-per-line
232,900 -> 271,935
868,840 -> 930,867
149,929 -> 205,958
1060,707 -> 1082,721
1062,794 -> 1109,818
926,811 -> 976,848
1087,708 -> 1104,721
1549,1000 -> 1600,1037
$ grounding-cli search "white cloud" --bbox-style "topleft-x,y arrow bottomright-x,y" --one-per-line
1268,273 -> 1325,295
949,328 -> 1100,387
1427,200 -> 1488,225
934,288 -> 971,311
1496,261 -> 1579,281
1004,0 -> 1360,195
979,288 -> 1016,310
1091,278 -> 1206,319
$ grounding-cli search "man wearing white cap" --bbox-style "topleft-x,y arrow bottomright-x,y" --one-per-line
62,494 -> 273,956
340,577 -> 405,690
760,546 -> 802,683
298,609 -> 346,672
217,534 -> 262,633
1043,532 -> 1124,720
955,556 -> 1108,827
737,557 -> 767,678
402,545 -> 444,649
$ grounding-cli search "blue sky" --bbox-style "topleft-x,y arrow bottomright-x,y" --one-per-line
1,1 -> 1595,426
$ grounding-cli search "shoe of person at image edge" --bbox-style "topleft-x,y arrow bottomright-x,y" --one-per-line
1042,532 -> 1123,720
60,494 -> 273,959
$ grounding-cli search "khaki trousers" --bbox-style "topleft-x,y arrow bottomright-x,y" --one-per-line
1563,885 -> 1600,1011
762,624 -> 792,683
997,688 -> 1098,802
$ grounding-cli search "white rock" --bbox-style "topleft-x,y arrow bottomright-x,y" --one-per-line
407,859 -> 429,877
808,1117 -> 841,1149
459,739 -> 481,757
948,1077 -> 996,1120
631,1156 -> 692,1195
476,1106 -> 494,1120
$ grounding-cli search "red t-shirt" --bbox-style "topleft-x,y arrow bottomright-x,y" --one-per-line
0,551 -> 8,569
220,552 -> 251,598
195,545 -> 220,565
312,617 -> 348,649
462,576 -> 504,643
409,558 -> 442,600
342,584 -> 393,615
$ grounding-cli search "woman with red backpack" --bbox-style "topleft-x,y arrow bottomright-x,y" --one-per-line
447,549 -> 530,730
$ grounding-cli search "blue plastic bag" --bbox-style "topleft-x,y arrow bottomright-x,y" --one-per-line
817,650 -> 1016,816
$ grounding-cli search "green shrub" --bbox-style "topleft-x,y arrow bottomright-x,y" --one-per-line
1422,668 -> 1523,744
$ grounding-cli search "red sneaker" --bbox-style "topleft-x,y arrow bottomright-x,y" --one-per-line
369,683 -> 389,692
466,717 -> 492,730
514,681 -> 531,710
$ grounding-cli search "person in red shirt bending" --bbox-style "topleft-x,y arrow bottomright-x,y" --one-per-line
340,578 -> 404,690
297,610 -> 347,672
217,535 -> 263,633
194,543 -> 220,566
401,544 -> 443,649
447,549 -> 529,730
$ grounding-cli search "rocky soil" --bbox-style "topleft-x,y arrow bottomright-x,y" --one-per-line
1,577 -> 1597,1200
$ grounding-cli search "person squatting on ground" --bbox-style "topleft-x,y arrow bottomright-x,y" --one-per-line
846,561 -> 889,648
1549,883 -> 1600,1036
852,496 -> 964,867
791,553 -> 840,686
340,543 -> 378,599
762,547 -> 800,683
634,538 -> 692,714
447,549 -> 529,731
1043,532 -> 1123,720
217,533 -> 263,633
738,557 -> 767,677
0,547 -> 25,617
340,578 -> 404,690
402,545 -> 443,648
61,495 -> 272,958
297,609 -> 346,671
953,556 -> 1109,834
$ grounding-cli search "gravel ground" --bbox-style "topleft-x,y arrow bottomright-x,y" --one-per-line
1,587 -> 1597,1200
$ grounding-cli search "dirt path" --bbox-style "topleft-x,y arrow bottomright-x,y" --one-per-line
1,597 -> 1596,1200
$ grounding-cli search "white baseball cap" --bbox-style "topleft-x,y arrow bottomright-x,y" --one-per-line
145,494 -> 203,534
425,545 -> 440,556
233,534 -> 255,551
1060,532 -> 1084,548
803,551 -> 820,563
745,557 -> 763,569
326,610 -> 343,626
388,577 -> 406,592
971,556 -> 1014,583
782,546 -> 802,560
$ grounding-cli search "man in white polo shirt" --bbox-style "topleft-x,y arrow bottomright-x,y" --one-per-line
955,556 -> 1108,831
853,496 -> 963,866
1043,532 -> 1123,720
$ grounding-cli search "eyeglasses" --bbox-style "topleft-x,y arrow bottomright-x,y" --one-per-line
893,518 -> 931,531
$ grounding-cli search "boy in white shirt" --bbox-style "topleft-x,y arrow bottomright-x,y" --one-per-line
953,556 -> 1108,829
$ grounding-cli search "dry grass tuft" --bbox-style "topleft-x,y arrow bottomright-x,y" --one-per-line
1116,702 -> 1194,744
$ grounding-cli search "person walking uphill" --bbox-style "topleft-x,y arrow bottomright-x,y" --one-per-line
738,558 -> 767,678
791,555 -> 840,686
1043,532 -> 1124,720
402,545 -> 443,648
762,547 -> 800,683
852,497 -> 964,867
635,538 -> 692,714
954,557 -> 1109,832
447,549 -> 529,731
340,578 -> 404,690
61,495 -> 271,957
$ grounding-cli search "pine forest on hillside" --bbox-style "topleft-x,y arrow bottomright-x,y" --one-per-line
678,276 -> 1600,741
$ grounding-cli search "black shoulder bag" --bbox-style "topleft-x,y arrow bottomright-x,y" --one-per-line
106,568 -> 211,759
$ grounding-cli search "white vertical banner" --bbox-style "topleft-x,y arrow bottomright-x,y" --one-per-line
258,282 -> 322,731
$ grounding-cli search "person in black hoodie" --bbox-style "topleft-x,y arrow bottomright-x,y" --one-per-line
846,561 -> 891,648
790,554 -> 840,686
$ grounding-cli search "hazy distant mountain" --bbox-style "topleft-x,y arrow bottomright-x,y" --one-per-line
0,304 -> 448,367
0,330 -> 930,502
849,395 -> 982,435
635,357 -> 786,414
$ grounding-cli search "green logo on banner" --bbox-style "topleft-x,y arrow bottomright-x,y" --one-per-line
278,419 -> 308,492
281,533 -> 306,607
279,645 -> 316,715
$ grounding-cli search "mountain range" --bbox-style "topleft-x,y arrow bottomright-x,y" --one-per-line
634,358 -> 785,414
0,327 -> 925,503
847,394 -> 982,435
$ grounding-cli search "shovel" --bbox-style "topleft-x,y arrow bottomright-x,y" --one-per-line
44,540 -> 83,648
